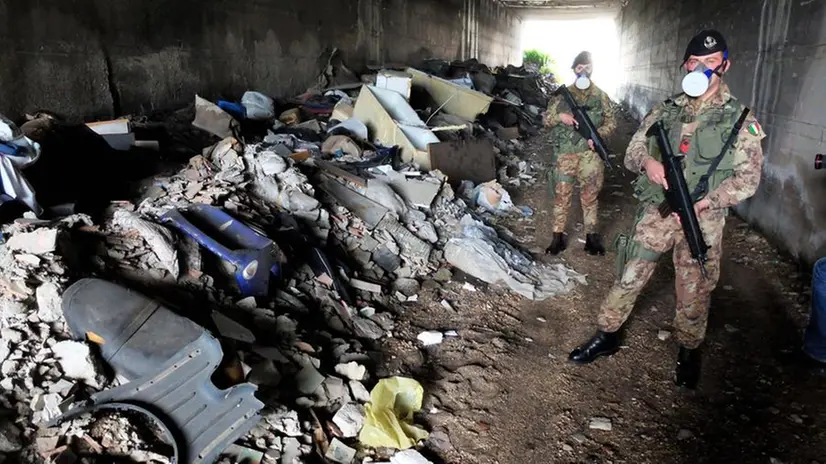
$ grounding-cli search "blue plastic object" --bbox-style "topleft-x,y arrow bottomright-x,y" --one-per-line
0,142 -> 20,156
161,204 -> 279,296
217,100 -> 247,120
804,257 -> 826,362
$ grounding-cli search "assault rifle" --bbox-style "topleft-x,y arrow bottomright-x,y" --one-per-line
646,120 -> 710,279
657,108 -> 750,216
552,85 -> 612,169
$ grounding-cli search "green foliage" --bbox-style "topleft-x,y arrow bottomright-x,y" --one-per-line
524,49 -> 562,81
523,49 -> 549,68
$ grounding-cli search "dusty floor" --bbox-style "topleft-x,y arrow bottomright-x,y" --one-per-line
380,114 -> 826,464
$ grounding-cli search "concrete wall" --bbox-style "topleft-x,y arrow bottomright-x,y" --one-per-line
0,0 -> 521,121
476,0 -> 523,66
617,0 -> 826,265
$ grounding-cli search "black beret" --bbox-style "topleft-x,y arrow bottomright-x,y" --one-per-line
683,30 -> 728,63
572,51 -> 592,69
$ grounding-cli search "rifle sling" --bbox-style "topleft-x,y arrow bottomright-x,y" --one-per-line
690,107 -> 750,200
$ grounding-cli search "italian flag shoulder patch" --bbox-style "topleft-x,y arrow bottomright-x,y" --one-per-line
747,122 -> 762,136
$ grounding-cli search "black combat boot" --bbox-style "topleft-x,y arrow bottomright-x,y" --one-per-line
675,346 -> 702,389
584,233 -> 606,256
569,330 -> 620,364
545,232 -> 567,255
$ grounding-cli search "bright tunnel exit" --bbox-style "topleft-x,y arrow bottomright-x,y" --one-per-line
521,17 -> 621,99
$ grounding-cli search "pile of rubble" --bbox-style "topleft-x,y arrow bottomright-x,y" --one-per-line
0,53 -> 582,464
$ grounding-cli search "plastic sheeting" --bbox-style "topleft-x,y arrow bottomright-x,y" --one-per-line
359,377 -> 429,449
241,91 -> 275,121
444,215 -> 586,300
0,115 -> 43,215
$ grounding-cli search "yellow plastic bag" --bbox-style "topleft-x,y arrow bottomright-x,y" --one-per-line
358,377 -> 429,449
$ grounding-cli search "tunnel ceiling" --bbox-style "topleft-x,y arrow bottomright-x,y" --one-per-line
500,0 -> 625,17
500,0 -> 622,8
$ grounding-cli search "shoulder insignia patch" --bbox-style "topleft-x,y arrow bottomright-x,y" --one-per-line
747,122 -> 762,136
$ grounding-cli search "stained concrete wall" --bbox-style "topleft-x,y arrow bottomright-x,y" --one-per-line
477,0 -> 523,66
617,0 -> 826,265
0,0 -> 521,121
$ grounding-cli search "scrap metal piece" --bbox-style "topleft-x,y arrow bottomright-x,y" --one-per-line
57,278 -> 265,464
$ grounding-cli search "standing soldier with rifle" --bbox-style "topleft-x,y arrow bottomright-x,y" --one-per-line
543,51 -> 617,256
567,30 -> 766,390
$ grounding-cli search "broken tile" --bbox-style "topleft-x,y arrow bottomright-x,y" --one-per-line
353,317 -> 384,340
589,417 -> 612,431
295,364 -> 326,395
332,403 -> 365,438
325,438 -> 356,464
349,380 -> 371,403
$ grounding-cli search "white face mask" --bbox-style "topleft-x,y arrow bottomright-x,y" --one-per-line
681,62 -> 715,97
575,73 -> 591,90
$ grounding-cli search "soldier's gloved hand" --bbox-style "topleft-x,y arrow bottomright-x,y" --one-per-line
560,113 -> 577,126
643,158 -> 669,190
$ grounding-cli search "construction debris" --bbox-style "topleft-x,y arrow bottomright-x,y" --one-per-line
0,52 -> 580,464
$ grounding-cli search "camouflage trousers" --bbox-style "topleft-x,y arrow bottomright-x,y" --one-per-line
547,150 -> 605,234
597,204 -> 726,349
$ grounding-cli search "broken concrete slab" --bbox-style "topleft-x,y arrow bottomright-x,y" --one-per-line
334,362 -> 366,381
192,95 -> 239,138
35,282 -> 62,323
264,408 -> 302,437
51,341 -> 100,389
393,278 -> 420,297
353,317 -> 384,340
350,279 -> 382,294
6,228 -> 57,255
372,167 -> 442,209
375,216 -> 432,266
295,364 -> 326,395
112,210 -> 179,278
349,380 -> 371,403
320,178 -> 389,229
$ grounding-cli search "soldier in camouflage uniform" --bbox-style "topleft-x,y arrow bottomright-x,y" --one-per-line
543,51 -> 617,256
568,30 -> 766,389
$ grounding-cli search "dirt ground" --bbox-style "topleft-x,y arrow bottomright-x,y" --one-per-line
380,112 -> 826,464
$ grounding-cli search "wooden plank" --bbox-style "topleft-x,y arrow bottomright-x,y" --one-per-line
407,68 -> 493,121
315,160 -> 367,187
427,139 -> 497,187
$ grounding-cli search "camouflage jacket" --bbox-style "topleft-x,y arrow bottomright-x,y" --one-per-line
543,83 -> 617,154
625,81 -> 766,210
